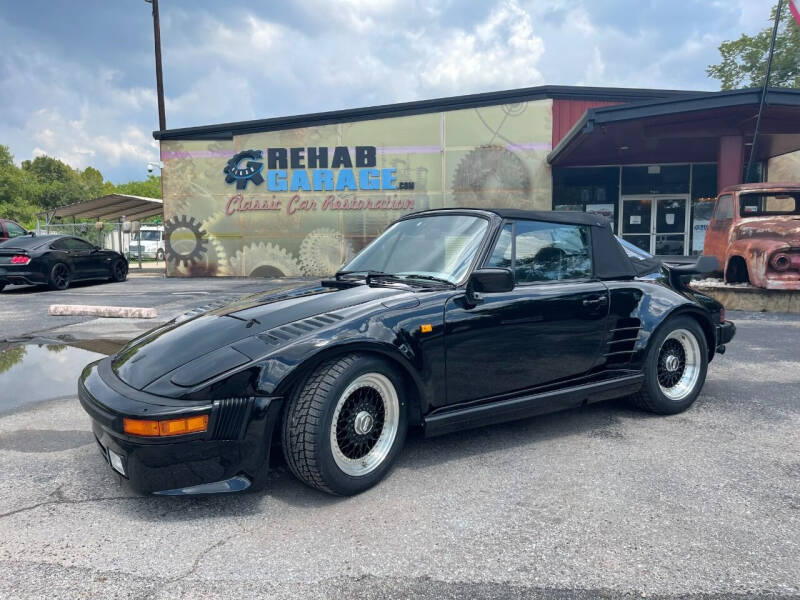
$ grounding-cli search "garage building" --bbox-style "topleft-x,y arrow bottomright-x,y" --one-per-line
153,85 -> 800,277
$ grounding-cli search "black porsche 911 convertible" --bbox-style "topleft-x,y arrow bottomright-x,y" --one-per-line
0,234 -> 128,292
79,209 -> 735,496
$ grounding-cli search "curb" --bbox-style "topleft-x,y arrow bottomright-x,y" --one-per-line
49,305 -> 158,319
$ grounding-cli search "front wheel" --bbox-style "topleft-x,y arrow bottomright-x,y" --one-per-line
282,354 -> 407,495
631,316 -> 708,415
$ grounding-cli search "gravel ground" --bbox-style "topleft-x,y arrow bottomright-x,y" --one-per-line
0,308 -> 798,599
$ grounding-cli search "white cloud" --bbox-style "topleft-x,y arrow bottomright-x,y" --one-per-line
417,1 -> 545,93
0,0 -> 778,182
23,108 -> 156,171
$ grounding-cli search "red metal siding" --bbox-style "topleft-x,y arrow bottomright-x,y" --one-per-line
717,135 -> 744,193
552,99 -> 622,148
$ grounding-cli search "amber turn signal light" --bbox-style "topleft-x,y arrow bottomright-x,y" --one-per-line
123,415 -> 209,437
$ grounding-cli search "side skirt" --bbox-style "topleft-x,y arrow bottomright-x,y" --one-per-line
423,374 -> 645,437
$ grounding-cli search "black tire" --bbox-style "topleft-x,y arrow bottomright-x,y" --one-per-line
110,259 -> 128,282
48,263 -> 71,291
630,316 -> 708,415
282,353 -> 408,495
156,249 -> 165,262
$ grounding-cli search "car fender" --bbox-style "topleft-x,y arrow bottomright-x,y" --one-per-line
250,295 -> 449,419
647,303 -> 716,363
255,332 -> 430,423
614,281 -> 717,365
728,238 -> 791,288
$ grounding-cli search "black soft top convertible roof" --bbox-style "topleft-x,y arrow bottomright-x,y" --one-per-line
486,208 -> 609,227
407,207 -> 609,227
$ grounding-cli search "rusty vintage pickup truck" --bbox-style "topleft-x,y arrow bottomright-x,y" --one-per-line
703,183 -> 800,290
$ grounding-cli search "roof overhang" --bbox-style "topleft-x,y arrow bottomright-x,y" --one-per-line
153,85 -> 707,142
548,88 -> 800,167
41,194 -> 163,222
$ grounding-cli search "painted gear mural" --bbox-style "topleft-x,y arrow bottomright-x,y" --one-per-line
299,228 -> 355,277
229,242 -> 302,278
452,145 -> 530,208
164,215 -> 208,268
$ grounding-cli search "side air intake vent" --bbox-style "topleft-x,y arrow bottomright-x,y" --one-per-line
211,397 -> 254,440
257,313 -> 344,347
603,317 -> 641,365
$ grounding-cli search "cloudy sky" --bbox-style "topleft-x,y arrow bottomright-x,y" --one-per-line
0,0 -> 773,183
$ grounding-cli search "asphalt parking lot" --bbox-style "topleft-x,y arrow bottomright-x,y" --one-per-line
0,280 -> 799,599
0,275 -> 298,341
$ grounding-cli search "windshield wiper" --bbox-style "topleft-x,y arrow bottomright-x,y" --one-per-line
335,269 -> 392,280
395,273 -> 456,287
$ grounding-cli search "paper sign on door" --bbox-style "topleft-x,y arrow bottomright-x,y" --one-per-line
630,215 -> 641,225
665,213 -> 675,225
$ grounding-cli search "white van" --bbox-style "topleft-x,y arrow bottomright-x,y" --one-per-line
129,225 -> 165,261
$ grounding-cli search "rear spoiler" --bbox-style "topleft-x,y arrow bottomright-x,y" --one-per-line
664,255 -> 719,289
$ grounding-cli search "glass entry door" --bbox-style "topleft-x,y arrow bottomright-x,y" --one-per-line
620,195 -> 689,255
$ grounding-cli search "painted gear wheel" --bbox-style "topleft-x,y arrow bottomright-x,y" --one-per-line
299,228 -> 354,277
452,145 -> 530,208
164,215 -> 208,268
229,242 -> 302,278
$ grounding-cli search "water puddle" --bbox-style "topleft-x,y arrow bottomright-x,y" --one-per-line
0,339 -> 124,414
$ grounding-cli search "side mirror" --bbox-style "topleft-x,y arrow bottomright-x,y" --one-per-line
466,268 -> 514,304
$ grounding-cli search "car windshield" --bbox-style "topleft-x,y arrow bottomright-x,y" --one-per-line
339,214 -> 489,284
739,192 -> 800,217
138,230 -> 161,242
616,236 -> 653,260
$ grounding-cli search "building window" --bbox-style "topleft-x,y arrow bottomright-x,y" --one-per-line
552,167 -> 619,230
690,163 -> 717,255
621,165 -> 690,195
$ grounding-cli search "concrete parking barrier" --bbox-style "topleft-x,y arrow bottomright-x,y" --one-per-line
49,305 -> 158,319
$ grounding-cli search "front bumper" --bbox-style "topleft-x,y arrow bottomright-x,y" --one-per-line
78,357 -> 282,494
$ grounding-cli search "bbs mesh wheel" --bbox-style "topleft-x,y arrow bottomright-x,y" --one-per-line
630,316 -> 708,415
282,354 -> 407,495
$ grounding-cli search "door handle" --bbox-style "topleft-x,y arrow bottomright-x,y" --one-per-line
582,296 -> 608,307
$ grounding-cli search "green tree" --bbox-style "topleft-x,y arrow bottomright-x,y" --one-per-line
1,145 -> 161,227
0,145 -> 37,226
114,175 -> 162,199
0,346 -> 26,376
707,2 -> 800,89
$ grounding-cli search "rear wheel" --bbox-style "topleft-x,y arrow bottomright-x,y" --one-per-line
48,263 -> 71,291
282,354 -> 407,495
110,259 -> 128,282
630,316 -> 708,415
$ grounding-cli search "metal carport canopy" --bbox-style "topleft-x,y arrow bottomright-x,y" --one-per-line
41,194 -> 163,222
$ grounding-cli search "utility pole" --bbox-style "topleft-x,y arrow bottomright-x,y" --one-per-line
145,0 -> 166,131
746,0 -> 783,182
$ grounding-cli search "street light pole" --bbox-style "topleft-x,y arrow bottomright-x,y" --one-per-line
145,0 -> 166,131
746,0 -> 784,183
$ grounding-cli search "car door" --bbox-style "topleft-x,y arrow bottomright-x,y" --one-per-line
63,238 -> 103,279
703,193 -> 734,268
443,220 -> 610,407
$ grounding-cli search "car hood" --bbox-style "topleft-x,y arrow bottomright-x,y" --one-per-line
112,281 -> 408,391
733,217 -> 800,243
